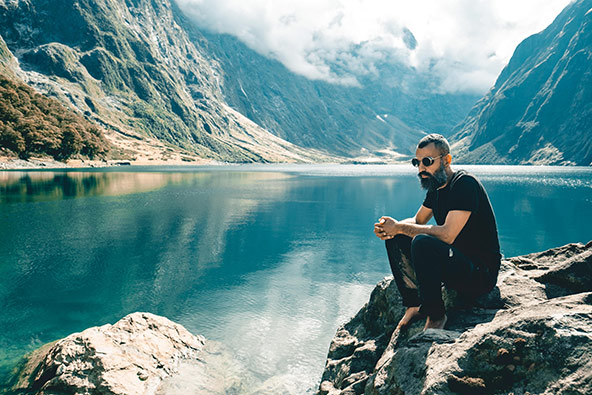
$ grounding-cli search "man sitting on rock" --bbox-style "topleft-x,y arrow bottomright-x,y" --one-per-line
374,134 -> 501,330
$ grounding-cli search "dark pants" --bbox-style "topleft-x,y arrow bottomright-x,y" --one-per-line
385,234 -> 497,319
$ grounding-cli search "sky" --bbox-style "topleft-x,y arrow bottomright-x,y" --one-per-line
177,0 -> 574,94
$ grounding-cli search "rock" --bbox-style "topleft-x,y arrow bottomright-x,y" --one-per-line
318,241 -> 592,394
10,312 -> 206,395
514,241 -> 592,297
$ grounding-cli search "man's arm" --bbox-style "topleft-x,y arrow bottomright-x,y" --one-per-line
395,205 -> 433,224
376,209 -> 471,245
413,205 -> 433,225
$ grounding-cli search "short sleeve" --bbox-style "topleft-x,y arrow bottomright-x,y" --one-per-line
422,189 -> 436,209
448,175 -> 479,212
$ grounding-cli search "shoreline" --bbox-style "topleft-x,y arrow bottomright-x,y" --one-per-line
0,156 -> 396,171
0,156 -> 223,171
1,156 -> 590,172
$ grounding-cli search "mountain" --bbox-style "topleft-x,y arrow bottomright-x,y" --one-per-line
0,34 -> 16,72
0,0 -> 480,164
0,0 -> 327,163
201,31 -> 479,160
451,0 -> 592,166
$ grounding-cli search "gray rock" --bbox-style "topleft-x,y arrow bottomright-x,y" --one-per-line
514,241 -> 592,297
318,241 -> 592,394
11,312 -> 206,395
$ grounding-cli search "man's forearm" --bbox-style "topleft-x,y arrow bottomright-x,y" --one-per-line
395,222 -> 452,244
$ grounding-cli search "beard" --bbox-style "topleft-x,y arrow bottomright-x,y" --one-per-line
418,162 -> 448,191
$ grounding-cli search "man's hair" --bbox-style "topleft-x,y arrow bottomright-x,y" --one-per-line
417,134 -> 450,155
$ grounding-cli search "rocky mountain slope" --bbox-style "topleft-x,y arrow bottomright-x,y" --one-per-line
202,32 -> 478,160
451,0 -> 592,166
318,241 -> 592,394
0,0 -> 327,163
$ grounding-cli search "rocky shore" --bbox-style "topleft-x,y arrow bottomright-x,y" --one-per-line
7,242 -> 592,394
318,241 -> 592,394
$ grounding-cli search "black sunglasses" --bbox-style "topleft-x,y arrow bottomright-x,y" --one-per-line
411,154 -> 444,167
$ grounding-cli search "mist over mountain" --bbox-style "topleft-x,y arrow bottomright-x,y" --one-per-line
202,31 -> 479,160
452,0 -> 592,166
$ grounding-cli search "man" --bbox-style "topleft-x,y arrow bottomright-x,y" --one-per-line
374,134 -> 501,330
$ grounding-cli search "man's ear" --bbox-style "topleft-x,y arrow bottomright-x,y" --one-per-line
445,154 -> 452,165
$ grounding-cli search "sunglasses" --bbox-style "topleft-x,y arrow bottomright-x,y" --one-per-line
411,154 -> 444,167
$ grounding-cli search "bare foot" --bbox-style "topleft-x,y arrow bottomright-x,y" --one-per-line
396,306 -> 422,331
424,314 -> 448,330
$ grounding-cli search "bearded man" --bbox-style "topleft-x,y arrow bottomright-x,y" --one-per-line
374,134 -> 501,330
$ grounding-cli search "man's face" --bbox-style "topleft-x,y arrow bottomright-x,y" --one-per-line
415,143 -> 448,191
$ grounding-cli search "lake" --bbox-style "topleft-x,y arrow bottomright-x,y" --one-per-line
1,164 -> 591,392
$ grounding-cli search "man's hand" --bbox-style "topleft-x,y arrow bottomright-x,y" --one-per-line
374,216 -> 399,240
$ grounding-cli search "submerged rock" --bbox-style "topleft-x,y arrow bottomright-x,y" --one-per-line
11,312 -> 206,395
318,241 -> 592,394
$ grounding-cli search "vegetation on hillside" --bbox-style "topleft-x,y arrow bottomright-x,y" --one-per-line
0,74 -> 109,160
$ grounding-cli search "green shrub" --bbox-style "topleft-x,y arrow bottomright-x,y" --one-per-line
0,73 -> 110,160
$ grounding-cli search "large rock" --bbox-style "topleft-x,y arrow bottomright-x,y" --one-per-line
318,241 -> 592,394
10,312 -> 206,395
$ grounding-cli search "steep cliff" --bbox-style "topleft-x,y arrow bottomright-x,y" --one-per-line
0,0 -> 326,163
0,34 -> 16,73
319,241 -> 592,394
452,0 -> 592,166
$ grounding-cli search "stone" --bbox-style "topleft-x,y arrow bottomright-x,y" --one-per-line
10,312 -> 206,395
318,241 -> 592,394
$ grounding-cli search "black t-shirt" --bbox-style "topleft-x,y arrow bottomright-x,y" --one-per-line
423,170 -> 501,272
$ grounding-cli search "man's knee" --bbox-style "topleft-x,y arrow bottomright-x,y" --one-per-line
385,234 -> 410,249
411,234 -> 447,265
411,233 -> 440,250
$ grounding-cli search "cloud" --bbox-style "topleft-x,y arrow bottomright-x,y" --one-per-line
177,0 -> 573,94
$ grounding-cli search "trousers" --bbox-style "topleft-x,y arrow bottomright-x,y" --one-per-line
385,234 -> 497,319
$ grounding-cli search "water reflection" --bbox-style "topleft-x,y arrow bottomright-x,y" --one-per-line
0,171 -> 284,203
0,170 -> 301,385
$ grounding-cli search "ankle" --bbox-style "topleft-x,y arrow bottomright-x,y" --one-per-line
424,314 -> 447,330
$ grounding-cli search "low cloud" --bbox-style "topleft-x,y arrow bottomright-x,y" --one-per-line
177,0 -> 572,94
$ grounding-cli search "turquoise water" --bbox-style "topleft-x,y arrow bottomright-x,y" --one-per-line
1,164 -> 591,391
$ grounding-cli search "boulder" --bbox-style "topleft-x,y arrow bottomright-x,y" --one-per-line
10,312 -> 206,395
318,241 -> 592,394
